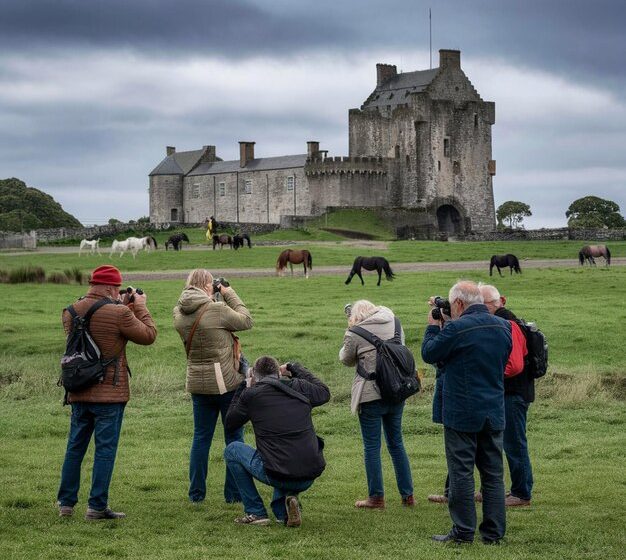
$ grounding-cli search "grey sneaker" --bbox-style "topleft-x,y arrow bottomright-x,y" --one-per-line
58,504 -> 74,517
234,513 -> 270,526
85,507 -> 126,520
286,496 -> 301,528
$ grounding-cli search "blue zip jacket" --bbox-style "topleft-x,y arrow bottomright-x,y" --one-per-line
422,304 -> 512,432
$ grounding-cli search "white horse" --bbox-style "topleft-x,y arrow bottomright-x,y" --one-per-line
79,238 -> 100,256
109,236 -> 157,258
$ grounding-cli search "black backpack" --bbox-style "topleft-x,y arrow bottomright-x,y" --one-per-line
518,320 -> 548,379
349,317 -> 420,404
59,298 -> 120,402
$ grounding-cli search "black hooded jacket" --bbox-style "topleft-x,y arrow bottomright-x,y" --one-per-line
225,363 -> 330,481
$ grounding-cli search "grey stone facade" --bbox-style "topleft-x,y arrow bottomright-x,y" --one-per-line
149,49 -> 497,235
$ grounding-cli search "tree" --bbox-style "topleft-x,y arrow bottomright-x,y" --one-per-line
496,201 -> 532,229
566,196 -> 626,229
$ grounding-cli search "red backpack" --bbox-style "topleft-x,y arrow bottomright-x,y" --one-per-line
505,320 -> 528,378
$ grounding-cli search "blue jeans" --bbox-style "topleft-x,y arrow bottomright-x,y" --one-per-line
444,422 -> 505,543
58,402 -> 125,510
503,394 -> 533,501
224,442 -> 313,520
358,400 -> 414,498
189,391 -> 244,503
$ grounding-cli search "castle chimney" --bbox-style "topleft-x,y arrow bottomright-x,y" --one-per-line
376,63 -> 397,87
239,141 -> 255,168
307,141 -> 320,158
439,49 -> 461,69
201,145 -> 217,163
166,146 -> 176,156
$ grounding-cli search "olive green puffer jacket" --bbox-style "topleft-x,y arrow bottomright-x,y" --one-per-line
173,286 -> 253,395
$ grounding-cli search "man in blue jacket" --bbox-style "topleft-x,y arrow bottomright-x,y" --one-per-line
422,281 -> 512,544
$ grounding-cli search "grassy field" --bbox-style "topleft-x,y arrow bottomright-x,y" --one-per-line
0,268 -> 625,559
1,239 -> 625,275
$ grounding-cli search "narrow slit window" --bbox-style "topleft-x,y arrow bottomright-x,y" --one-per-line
244,179 -> 252,194
286,176 -> 294,191
218,182 -> 225,196
444,138 -> 450,157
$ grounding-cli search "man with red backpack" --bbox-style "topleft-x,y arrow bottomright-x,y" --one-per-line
480,284 -> 534,508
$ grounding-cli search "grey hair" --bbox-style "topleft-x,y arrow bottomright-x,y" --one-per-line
349,300 -> 380,326
448,280 -> 484,306
478,283 -> 501,303
185,269 -> 213,289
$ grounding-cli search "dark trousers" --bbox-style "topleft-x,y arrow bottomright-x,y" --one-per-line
189,392 -> 244,503
444,422 -> 506,542
503,394 -> 533,500
58,402 -> 125,510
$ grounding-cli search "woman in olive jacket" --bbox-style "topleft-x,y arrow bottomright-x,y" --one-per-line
174,269 -> 253,503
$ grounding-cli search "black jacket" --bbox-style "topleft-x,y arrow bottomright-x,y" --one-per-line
495,307 -> 535,403
225,363 -> 331,481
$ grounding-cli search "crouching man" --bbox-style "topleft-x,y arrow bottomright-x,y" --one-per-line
224,357 -> 330,527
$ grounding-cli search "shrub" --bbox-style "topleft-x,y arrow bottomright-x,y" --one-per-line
64,267 -> 84,284
8,266 -> 46,283
0,269 -> 8,283
48,272 -> 70,284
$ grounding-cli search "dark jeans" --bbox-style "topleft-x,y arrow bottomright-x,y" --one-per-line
444,422 -> 505,543
189,391 -> 244,503
358,400 -> 413,498
504,394 -> 533,500
224,442 -> 314,520
58,402 -> 126,511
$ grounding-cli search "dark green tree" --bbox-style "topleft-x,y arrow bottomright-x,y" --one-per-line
496,201 -> 532,229
566,196 -> 625,229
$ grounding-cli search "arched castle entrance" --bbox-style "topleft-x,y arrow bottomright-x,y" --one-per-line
436,204 -> 463,235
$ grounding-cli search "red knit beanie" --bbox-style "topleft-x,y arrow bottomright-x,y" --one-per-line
90,265 -> 123,286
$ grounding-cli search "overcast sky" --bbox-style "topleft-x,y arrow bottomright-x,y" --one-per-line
0,0 -> 624,227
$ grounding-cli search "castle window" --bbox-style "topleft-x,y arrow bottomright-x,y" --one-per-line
192,184 -> 200,199
438,160 -> 441,171
218,182 -> 225,196
405,155 -> 411,170
474,113 -> 478,127
395,145 -> 400,158
444,137 -> 450,157
389,93 -> 394,99
171,208 -> 178,221
244,179 -> 252,194
286,176 -> 294,191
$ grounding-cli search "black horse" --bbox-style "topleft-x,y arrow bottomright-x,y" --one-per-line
345,256 -> 395,286
165,232 -> 190,251
233,233 -> 252,250
489,254 -> 522,277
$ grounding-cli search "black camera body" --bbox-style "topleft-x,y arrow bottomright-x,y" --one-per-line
212,277 -> 230,293
431,296 -> 451,321
119,286 -> 143,303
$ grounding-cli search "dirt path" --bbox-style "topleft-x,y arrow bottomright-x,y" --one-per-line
123,258 -> 626,282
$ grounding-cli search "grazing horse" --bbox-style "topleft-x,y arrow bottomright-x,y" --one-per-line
345,256 -> 395,287
79,238 -> 100,256
489,254 -> 522,277
165,232 -> 190,251
109,236 -> 156,259
233,233 -> 252,250
579,244 -> 611,266
212,234 -> 233,250
276,249 -> 312,278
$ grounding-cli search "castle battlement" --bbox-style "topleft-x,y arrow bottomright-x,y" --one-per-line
305,156 -> 388,177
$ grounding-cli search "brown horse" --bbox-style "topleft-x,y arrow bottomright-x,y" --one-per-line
212,234 -> 233,250
579,244 -> 611,266
276,249 -> 312,278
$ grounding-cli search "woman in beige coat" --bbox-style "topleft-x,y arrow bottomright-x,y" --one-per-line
339,299 -> 414,509
174,269 -> 253,503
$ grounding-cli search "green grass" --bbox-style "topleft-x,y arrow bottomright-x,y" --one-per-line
0,269 -> 624,559
2,240 -> 625,275
304,208 -> 395,239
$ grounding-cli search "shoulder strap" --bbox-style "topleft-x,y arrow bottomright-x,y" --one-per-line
83,298 -> 116,327
348,325 -> 381,346
185,304 -> 210,358
258,376 -> 311,405
393,317 -> 402,341
65,305 -> 78,320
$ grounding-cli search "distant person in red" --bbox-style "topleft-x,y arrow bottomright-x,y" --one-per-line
57,265 -> 157,520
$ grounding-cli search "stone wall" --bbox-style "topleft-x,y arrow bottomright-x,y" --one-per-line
464,228 -> 626,242
150,174 -> 183,224
35,222 -> 147,243
0,230 -> 37,250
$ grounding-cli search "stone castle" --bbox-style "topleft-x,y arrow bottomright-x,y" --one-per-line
149,49 -> 496,236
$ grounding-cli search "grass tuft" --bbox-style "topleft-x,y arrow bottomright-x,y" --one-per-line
8,265 -> 46,283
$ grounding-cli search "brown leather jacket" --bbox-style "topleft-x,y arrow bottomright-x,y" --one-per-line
62,285 -> 157,403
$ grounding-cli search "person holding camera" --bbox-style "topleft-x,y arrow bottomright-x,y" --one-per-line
421,281 -> 511,544
224,357 -> 330,526
173,269 -> 253,504
57,265 -> 157,520
339,300 -> 414,509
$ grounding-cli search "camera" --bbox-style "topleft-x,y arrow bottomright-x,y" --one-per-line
344,303 -> 352,318
119,286 -> 143,303
212,277 -> 230,293
431,296 -> 451,321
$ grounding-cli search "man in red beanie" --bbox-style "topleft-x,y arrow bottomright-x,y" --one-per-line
57,265 -> 157,520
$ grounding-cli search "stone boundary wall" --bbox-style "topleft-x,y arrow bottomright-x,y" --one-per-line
464,228 -> 626,242
0,230 -> 37,249
35,222 -> 150,243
